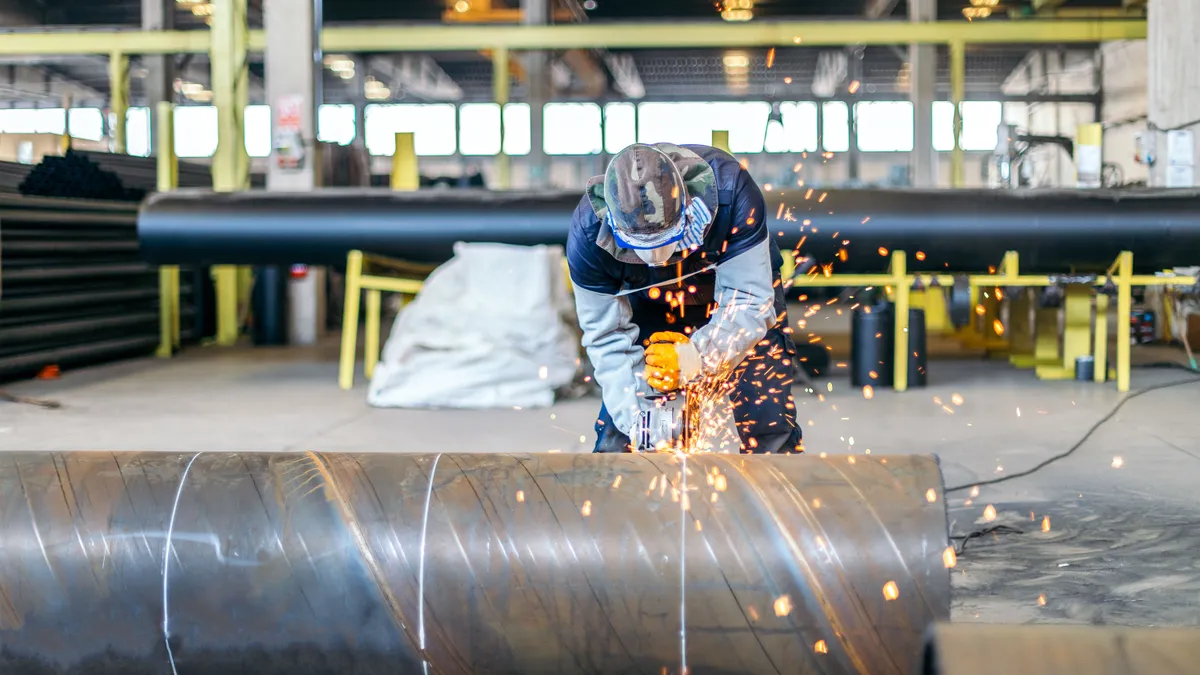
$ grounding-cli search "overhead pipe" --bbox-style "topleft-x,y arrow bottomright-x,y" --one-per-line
139,187 -> 1200,273
0,451 -> 950,674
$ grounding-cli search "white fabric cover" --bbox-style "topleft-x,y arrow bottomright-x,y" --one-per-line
368,243 -> 579,409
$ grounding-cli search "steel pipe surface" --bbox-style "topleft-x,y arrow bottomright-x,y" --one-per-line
0,451 -> 949,675
139,187 -> 1200,272
922,623 -> 1200,675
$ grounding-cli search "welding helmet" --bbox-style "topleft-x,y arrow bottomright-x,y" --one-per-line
586,143 -> 720,267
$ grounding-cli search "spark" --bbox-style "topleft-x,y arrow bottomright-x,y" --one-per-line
863,385 -> 874,399
766,47 -> 776,68
993,319 -> 1005,336
925,488 -> 937,503
943,546 -> 957,569
878,247 -> 889,256
916,251 -> 926,260
848,80 -> 861,94
882,581 -> 899,601
516,490 -> 525,503
951,393 -> 963,406
747,605 -> 760,621
714,475 -> 727,491
1042,515 -> 1051,532
814,640 -> 828,654
580,435 -> 587,443
773,594 -> 793,616
970,485 -> 980,497
581,500 -> 592,517
695,520 -> 703,532
812,498 -> 821,508
649,287 -> 662,300
612,475 -> 622,489
1112,456 -> 1124,469
783,76 -> 793,84
983,504 -> 997,521
1037,594 -> 1047,606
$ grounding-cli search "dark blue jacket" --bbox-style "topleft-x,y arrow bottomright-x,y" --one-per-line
567,145 -> 786,320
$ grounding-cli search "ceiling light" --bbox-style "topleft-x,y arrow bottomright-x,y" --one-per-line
722,53 -> 750,69
720,0 -> 753,21
962,6 -> 991,18
191,3 -> 213,16
453,0 -> 471,12
583,0 -> 597,8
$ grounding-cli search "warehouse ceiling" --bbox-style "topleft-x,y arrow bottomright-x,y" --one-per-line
0,0 -> 1119,106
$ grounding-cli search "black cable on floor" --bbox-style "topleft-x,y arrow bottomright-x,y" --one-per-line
949,524 -> 1024,556
945,373 -> 1200,493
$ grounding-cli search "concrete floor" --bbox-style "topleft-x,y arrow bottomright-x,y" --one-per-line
3,342 -> 1200,628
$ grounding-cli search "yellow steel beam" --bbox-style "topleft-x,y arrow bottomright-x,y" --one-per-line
0,20 -> 1146,56
320,20 -> 1147,52
0,29 -> 210,55
950,40 -> 966,188
156,101 -> 180,360
1032,0 -> 1069,10
492,46 -> 511,189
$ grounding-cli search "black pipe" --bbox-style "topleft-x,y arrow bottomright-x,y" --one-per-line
0,451 -> 950,675
138,187 -> 1200,273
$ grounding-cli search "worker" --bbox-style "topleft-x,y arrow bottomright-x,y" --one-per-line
568,143 -> 802,453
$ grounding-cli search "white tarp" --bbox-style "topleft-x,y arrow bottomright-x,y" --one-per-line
368,243 -> 580,409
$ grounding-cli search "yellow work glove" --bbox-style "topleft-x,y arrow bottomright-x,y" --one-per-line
644,331 -> 701,393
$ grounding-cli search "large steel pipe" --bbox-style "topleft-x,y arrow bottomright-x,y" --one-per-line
0,451 -> 949,674
922,623 -> 1200,675
137,187 -> 1200,272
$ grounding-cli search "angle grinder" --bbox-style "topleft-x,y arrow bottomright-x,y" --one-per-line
633,390 -> 691,452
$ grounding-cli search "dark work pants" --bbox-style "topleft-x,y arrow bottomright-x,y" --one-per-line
593,304 -> 802,454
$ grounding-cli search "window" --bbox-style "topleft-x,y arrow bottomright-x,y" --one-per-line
126,107 -> 152,157
855,101 -> 914,152
364,104 -> 457,156
544,102 -> 602,155
459,103 -> 501,156
502,103 -> 531,156
637,102 -> 770,153
456,103 -> 530,156
318,104 -> 356,146
69,108 -> 105,142
933,101 -> 1003,151
174,106 -> 218,158
244,105 -> 271,158
604,102 -> 636,154
821,101 -> 849,152
0,108 -> 66,134
774,102 -> 818,153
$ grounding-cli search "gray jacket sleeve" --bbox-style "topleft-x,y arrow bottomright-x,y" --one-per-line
687,237 -> 778,376
571,283 -> 650,436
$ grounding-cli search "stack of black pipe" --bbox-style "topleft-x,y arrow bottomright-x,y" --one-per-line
0,195 -> 202,382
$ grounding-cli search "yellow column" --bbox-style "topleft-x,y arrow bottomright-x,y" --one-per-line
108,51 -> 129,153
711,130 -> 731,153
211,0 -> 250,346
492,46 -> 511,189
156,102 -> 180,358
891,250 -> 909,392
1116,251 -> 1133,392
1032,305 -> 1060,368
950,40 -> 966,188
1093,293 -> 1109,382
391,132 -> 420,190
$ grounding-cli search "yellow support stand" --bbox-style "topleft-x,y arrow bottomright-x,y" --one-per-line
711,130 -> 730,153
1094,292 -> 1109,382
491,46 -> 511,189
337,252 -> 427,390
1036,285 -> 1093,380
891,250 -> 909,393
108,51 -> 129,153
155,102 -> 180,358
1116,251 -> 1133,392
339,135 -> 425,389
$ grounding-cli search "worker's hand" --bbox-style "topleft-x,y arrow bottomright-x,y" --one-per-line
643,331 -> 701,393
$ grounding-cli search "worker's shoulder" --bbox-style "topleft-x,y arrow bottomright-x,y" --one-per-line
567,192 -> 605,260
